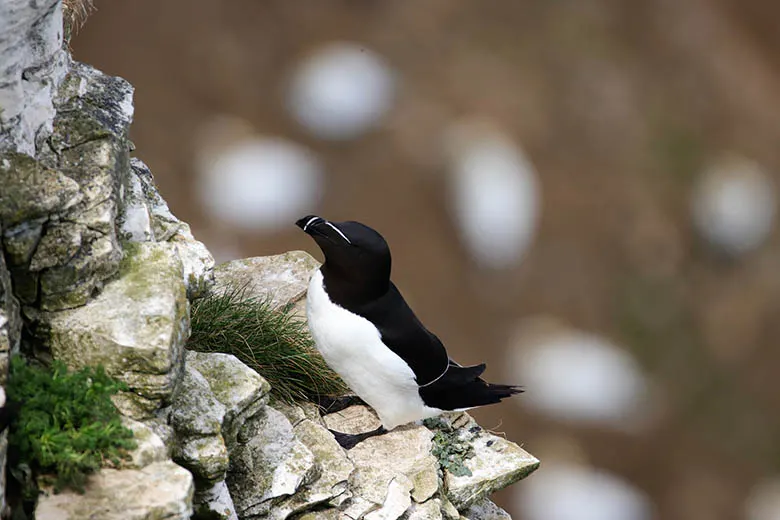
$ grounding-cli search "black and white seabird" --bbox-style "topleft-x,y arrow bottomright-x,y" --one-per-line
295,215 -> 522,449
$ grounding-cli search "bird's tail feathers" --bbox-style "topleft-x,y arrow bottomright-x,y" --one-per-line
420,363 -> 523,410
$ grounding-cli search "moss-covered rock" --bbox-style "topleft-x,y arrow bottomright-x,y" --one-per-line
326,405 -> 438,515
122,417 -> 168,469
461,497 -> 512,520
265,418 -> 354,519
212,251 -> 320,310
43,242 -> 188,417
35,460 -> 194,520
175,436 -> 229,483
0,238 -> 21,382
169,363 -> 230,484
406,498 -> 444,520
430,413 -> 540,511
226,406 -> 316,519
0,152 -> 81,227
129,158 -> 215,299
185,351 -> 269,446
170,364 -> 226,438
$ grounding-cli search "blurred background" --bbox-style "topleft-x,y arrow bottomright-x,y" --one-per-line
72,1 -> 780,519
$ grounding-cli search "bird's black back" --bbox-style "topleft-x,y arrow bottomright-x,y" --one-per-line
322,273 -> 450,386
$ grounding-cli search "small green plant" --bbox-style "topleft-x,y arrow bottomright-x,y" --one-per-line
188,288 -> 348,404
424,417 -> 476,477
6,356 -> 136,493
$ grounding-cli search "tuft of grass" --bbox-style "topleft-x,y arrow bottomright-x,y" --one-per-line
6,356 -> 136,493
424,417 -> 476,478
63,0 -> 95,41
187,288 -> 348,404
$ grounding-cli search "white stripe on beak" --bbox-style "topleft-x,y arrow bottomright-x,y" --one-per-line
302,216 -> 320,232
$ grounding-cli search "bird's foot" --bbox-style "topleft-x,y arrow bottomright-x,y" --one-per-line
329,426 -> 387,450
316,394 -> 368,415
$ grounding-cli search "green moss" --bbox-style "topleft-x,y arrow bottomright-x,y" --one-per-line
187,287 -> 348,404
424,418 -> 475,478
118,241 -> 177,301
6,356 -> 136,493
192,505 -> 225,520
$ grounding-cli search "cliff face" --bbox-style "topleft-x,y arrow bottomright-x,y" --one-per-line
0,2 -> 538,519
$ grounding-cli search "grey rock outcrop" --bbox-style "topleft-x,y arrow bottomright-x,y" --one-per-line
168,350 -> 271,520
213,251 -> 319,310
0,0 -> 67,155
35,461 -> 194,520
126,158 -> 215,298
462,497 -> 513,520
41,241 -> 189,419
3,61 -> 134,312
431,413 -> 539,510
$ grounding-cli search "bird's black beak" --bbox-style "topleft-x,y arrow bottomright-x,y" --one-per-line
296,215 -> 324,234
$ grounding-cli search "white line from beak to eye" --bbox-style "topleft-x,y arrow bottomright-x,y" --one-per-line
324,222 -> 352,244
302,216 -> 320,232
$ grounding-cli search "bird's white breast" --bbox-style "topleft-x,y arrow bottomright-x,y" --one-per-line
306,269 -> 442,429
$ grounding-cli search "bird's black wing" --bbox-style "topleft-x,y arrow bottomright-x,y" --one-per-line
347,282 -> 450,386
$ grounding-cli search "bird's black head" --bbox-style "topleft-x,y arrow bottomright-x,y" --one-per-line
296,215 -> 391,295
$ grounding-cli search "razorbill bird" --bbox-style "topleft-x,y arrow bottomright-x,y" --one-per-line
296,215 -> 522,449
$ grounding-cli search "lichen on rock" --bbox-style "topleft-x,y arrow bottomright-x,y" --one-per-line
212,251 -> 320,310
127,158 -> 215,298
34,460 -> 194,520
41,241 -> 189,419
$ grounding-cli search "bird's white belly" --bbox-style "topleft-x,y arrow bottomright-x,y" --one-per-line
306,270 -> 442,429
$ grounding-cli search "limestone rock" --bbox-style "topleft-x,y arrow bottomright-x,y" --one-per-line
0,245 -> 21,382
171,364 -> 226,437
267,418 -> 354,519
122,417 -> 168,469
434,413 -> 539,511
274,401 -> 327,428
195,480 -> 238,520
322,404 -> 382,434
227,406 -> 316,519
0,153 -> 81,228
213,251 -> 320,309
169,363 -> 229,482
295,511 -> 340,520
461,498 -> 512,520
185,350 -> 270,445
324,405 -> 438,519
440,496 -> 461,520
364,477 -> 413,520
175,435 -> 229,483
131,158 -> 215,298
118,166 -> 154,242
130,158 -> 186,242
44,241 -> 188,418
38,232 -> 122,310
32,62 -> 135,310
35,461 -> 193,520
48,61 -> 134,153
407,499 -> 444,520
0,0 -> 66,154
